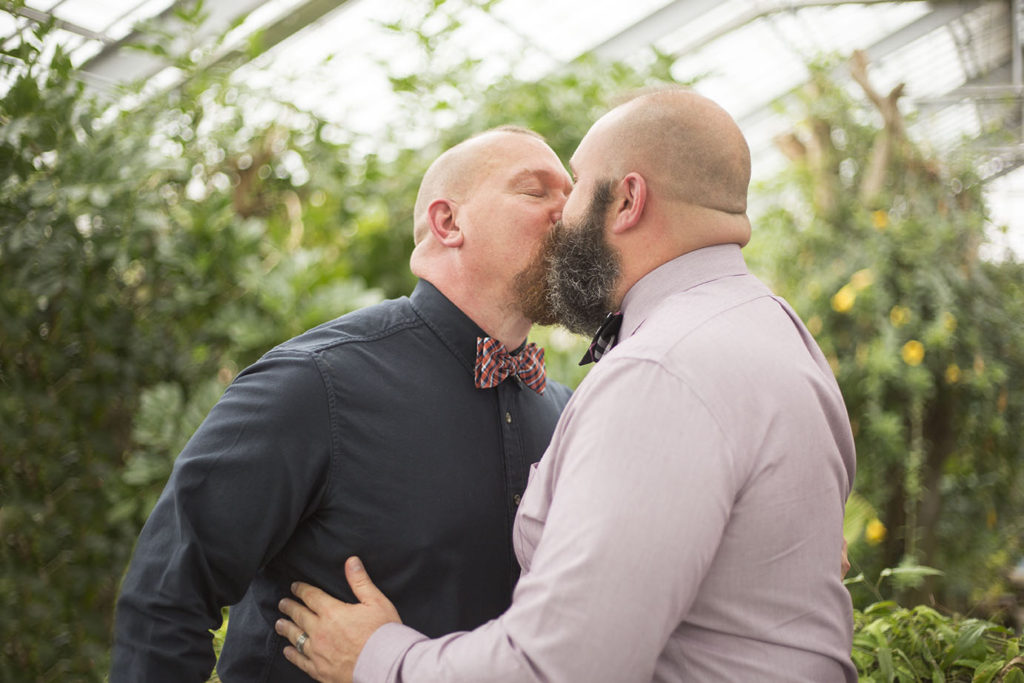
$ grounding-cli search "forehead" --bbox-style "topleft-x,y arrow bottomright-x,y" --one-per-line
568,130 -> 601,176
568,148 -> 593,180
569,108 -> 621,174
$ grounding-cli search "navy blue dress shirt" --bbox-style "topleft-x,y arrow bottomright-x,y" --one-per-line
111,280 -> 572,682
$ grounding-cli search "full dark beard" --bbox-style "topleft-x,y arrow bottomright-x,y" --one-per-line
514,181 -> 621,336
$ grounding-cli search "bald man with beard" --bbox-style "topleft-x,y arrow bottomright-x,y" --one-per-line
276,89 -> 858,683
111,127 -> 575,683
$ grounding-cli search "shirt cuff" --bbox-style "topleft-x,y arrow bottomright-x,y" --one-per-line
353,622 -> 428,683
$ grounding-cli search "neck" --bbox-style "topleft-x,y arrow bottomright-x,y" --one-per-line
446,284 -> 532,349
610,202 -> 750,306
414,258 -> 532,349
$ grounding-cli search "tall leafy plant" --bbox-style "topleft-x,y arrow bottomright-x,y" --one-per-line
748,52 -> 1024,611
0,5 -> 373,678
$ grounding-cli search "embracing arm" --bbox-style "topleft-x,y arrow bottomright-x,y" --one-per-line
278,359 -> 736,682
110,351 -> 332,682
276,557 -> 402,683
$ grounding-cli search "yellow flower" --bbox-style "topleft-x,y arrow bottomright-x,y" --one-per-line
889,305 -> 910,327
901,340 -> 925,366
831,285 -> 856,313
850,268 -> 874,291
865,519 -> 887,545
945,364 -> 960,384
872,210 -> 889,230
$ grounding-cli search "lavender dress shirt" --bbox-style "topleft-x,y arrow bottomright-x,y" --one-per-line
355,244 -> 858,682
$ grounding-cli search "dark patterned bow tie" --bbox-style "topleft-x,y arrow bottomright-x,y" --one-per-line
475,337 -> 546,394
578,311 -> 624,366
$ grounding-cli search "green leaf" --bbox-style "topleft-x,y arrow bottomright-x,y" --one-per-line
864,601 -> 901,616
971,660 -> 1003,683
949,620 -> 991,662
878,644 -> 895,682
844,572 -> 867,587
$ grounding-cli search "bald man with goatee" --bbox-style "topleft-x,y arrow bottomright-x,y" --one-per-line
112,127 -> 575,683
276,90 -> 858,683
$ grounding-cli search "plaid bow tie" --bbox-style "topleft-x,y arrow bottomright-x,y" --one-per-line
578,311 -> 624,366
475,337 -> 546,394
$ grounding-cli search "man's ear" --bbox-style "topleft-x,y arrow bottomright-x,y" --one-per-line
610,173 -> 646,234
427,199 -> 464,247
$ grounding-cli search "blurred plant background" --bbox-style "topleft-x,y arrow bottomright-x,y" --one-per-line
746,50 -> 1024,615
1,0 -> 1022,680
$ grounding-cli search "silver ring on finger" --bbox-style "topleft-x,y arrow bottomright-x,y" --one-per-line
295,632 -> 310,656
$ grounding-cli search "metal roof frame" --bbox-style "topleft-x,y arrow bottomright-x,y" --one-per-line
6,0 -> 1021,184
5,0 -> 353,91
592,0 -> 1022,181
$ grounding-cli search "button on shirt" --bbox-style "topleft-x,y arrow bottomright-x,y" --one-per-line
356,244 -> 858,682
111,280 -> 572,683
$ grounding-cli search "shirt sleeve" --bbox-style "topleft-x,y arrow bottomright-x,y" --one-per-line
110,349 -> 333,683
355,357 -> 738,682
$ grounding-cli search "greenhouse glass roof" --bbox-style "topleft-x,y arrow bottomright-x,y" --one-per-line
4,0 -> 1022,254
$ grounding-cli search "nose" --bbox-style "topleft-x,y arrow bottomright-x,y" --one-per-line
550,204 -> 564,226
550,192 -> 568,225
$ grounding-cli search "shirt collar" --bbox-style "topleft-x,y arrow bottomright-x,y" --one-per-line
619,243 -> 749,341
409,279 -> 488,376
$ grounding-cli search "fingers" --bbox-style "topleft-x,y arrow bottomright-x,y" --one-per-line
275,616 -> 318,677
345,556 -> 384,605
279,596 -> 316,631
275,614 -> 306,646
291,581 -> 333,613
283,643 -> 316,677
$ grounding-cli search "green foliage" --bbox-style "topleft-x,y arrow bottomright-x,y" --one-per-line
847,561 -> 1024,681
853,601 -> 1024,682
845,558 -> 946,601
747,58 -> 1024,612
206,609 -> 229,683
0,8 -> 376,680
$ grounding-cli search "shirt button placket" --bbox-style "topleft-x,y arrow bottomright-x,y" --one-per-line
498,385 -> 526,588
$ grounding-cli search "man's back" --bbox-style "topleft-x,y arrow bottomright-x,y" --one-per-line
636,270 -> 856,681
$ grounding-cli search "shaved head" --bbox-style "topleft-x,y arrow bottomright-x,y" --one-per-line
582,88 -> 751,215
413,126 -> 546,245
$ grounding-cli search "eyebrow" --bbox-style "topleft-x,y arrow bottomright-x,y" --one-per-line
509,168 -> 564,186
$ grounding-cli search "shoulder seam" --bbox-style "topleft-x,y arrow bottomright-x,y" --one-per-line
266,317 -> 424,358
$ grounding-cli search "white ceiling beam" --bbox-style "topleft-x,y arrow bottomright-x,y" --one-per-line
590,0 -> 725,61
77,0 -> 351,90
78,0 -> 271,87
